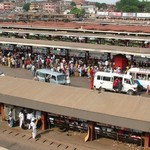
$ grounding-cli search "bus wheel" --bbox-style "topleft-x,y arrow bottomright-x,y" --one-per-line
128,90 -> 134,95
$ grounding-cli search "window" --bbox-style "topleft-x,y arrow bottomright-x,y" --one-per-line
103,76 -> 111,81
124,78 -> 131,84
51,75 -> 56,81
38,72 -> 45,78
136,73 -> 146,80
57,75 -> 65,81
97,75 -> 101,80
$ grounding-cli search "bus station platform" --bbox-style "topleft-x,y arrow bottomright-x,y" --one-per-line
0,119 -> 142,150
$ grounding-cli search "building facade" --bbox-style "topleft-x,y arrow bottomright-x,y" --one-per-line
0,2 -> 15,11
43,2 -> 60,13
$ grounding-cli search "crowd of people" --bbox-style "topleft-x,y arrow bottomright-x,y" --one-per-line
0,47 -> 122,78
8,108 -> 40,139
0,46 -> 150,89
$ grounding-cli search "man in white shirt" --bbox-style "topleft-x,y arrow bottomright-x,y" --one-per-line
30,119 -> 37,139
19,110 -> 25,128
27,112 -> 33,129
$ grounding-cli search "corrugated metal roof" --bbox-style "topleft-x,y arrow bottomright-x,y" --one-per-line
2,28 -> 150,41
0,37 -> 149,56
0,76 -> 150,132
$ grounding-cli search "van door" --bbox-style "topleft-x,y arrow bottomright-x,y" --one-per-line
94,75 -> 102,89
122,78 -> 131,92
101,76 -> 113,90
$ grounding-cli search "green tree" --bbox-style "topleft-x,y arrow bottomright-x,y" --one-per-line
95,2 -> 107,10
23,3 -> 30,12
101,3 -> 107,9
145,2 -> 150,12
95,2 -> 101,9
70,7 -> 84,18
137,1 -> 146,12
121,5 -> 139,12
116,0 -> 139,11
80,9 -> 86,17
70,7 -> 80,17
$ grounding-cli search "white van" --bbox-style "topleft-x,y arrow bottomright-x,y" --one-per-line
93,71 -> 137,95
127,68 -> 150,90
35,69 -> 66,85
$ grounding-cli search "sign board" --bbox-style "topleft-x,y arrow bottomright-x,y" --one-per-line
109,12 -> 122,17
96,12 -> 108,16
122,13 -> 136,17
137,13 -> 150,18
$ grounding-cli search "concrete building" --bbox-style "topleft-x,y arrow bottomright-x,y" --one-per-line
29,2 -> 43,12
81,5 -> 97,14
43,2 -> 60,13
0,2 -> 15,11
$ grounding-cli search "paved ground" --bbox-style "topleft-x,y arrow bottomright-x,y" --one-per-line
0,120 -> 143,150
0,64 -> 90,89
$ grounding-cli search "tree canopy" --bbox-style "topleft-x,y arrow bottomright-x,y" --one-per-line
95,2 -> 107,10
70,7 -> 85,18
115,0 -> 150,12
23,3 -> 30,12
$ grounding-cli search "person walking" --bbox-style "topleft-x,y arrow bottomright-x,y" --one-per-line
26,111 -> 33,129
19,110 -> 25,128
146,85 -> 150,95
30,118 -> 37,139
89,66 -> 94,90
8,108 -> 13,128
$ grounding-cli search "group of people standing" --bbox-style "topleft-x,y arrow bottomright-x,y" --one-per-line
8,109 -> 37,139
113,78 -> 122,93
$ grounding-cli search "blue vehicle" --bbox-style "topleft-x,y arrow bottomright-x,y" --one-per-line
35,69 -> 66,85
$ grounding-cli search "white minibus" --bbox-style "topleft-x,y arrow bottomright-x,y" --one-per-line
35,69 -> 66,85
127,68 -> 150,90
93,71 -> 137,95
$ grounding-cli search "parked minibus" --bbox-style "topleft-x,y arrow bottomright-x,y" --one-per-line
127,68 -> 150,90
35,69 -> 66,85
93,71 -> 137,95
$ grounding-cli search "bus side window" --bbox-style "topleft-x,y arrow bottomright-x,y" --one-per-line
137,73 -> 146,80
136,73 -> 142,80
142,74 -> 146,80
